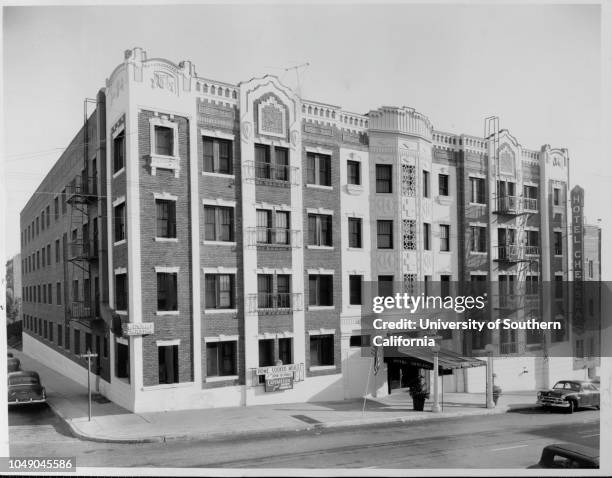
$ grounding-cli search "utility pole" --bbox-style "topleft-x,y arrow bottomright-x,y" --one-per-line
80,349 -> 98,421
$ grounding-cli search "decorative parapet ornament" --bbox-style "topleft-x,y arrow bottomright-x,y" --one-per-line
258,96 -> 287,138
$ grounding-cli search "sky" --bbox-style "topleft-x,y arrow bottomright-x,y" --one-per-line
2,2 -> 609,277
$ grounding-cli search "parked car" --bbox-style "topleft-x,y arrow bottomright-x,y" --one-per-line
530,443 -> 599,468
7,356 -> 21,373
537,380 -> 600,413
7,371 -> 46,405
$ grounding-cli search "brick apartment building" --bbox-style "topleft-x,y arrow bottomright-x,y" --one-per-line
20,48 -> 601,412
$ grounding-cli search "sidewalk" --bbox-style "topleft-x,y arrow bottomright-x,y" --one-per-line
11,349 -> 537,444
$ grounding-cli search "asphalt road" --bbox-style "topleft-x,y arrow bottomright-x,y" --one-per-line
9,405 -> 599,470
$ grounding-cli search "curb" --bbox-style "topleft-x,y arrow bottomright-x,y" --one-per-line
48,401 -> 537,445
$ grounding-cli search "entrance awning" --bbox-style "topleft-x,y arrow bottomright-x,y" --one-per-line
384,346 -> 486,371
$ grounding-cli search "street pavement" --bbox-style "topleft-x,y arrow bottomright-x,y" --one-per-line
9,348 -> 538,444
9,406 -> 599,469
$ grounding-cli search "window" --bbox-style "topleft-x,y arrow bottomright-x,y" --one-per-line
154,126 -> 174,156
72,280 -> 78,302
114,202 -> 126,242
440,275 -> 451,297
438,224 -> 449,252
350,335 -> 371,347
438,174 -> 449,196
42,248 -> 46,268
44,320 -> 47,339
470,177 -> 486,204
378,275 -> 394,297
349,275 -> 362,305
203,136 -> 232,174
524,185 -> 538,207
259,339 -> 275,367
526,275 -> 539,295
309,275 -> 333,306
36,251 -> 40,269
423,170 -> 430,198
156,199 -> 177,238
204,206 -> 234,242
115,273 -> 127,311
56,282 -> 62,305
55,239 -> 60,263
157,272 -> 178,311
58,324 -> 63,347
54,197 -> 59,220
589,260 -> 594,279
347,160 -> 360,185
205,274 -> 235,309
48,284 -> 52,304
526,230 -> 539,248
41,211 -> 45,231
470,226 -> 487,252
274,147 -> 289,181
257,274 -> 273,308
424,223 -> 431,250
310,334 -> 334,366
256,209 -> 272,243
255,143 -> 271,178
555,275 -> 564,299
554,232 -> 563,255
306,152 -> 332,186
36,217 -> 39,236
553,188 -> 561,206
308,214 -> 332,246
65,325 -> 70,350
279,338 -> 293,365
116,341 -> 129,379
348,217 -> 362,248
277,274 -> 291,308
46,206 -> 50,227
377,220 -> 393,249
74,330 -> 81,355
113,130 -> 125,173
85,333 -> 92,353
206,341 -> 237,377
158,344 -> 179,384
376,165 -> 392,193
47,244 -> 51,266
275,211 -> 290,245
61,189 -> 67,214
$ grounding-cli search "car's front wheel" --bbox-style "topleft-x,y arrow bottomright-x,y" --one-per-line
566,400 -> 576,414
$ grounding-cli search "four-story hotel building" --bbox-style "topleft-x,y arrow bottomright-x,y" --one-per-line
19,48 -> 595,412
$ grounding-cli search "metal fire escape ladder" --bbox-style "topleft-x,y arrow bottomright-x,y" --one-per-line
65,98 -> 101,328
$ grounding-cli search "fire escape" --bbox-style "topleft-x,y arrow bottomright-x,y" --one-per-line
64,98 -> 103,330
486,116 -> 542,355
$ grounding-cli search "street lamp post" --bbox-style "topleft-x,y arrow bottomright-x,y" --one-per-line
432,343 -> 441,413
80,349 -> 98,421
484,344 -> 495,408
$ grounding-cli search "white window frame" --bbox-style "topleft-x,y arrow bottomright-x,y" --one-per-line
150,115 -> 180,178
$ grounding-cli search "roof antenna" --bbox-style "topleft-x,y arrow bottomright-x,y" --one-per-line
285,62 -> 310,97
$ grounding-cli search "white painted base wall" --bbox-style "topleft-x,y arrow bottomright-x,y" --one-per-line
23,333 -> 134,411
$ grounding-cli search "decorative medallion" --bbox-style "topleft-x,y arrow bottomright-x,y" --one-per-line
258,96 -> 287,138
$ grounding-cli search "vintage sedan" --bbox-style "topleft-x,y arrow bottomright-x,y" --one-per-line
530,443 -> 599,468
537,380 -> 600,413
7,357 -> 21,373
7,371 -> 47,406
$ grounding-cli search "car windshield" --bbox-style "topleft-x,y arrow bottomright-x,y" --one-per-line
9,376 -> 39,386
553,382 -> 580,391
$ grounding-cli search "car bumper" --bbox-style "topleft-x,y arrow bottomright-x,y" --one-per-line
8,398 -> 47,406
538,399 -> 570,408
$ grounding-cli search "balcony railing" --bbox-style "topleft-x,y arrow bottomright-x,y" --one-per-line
494,245 -> 540,262
245,227 -> 301,248
500,342 -> 519,354
69,298 -> 100,321
66,174 -> 98,204
243,161 -> 299,186
247,293 -> 303,314
68,240 -> 99,261
493,196 -> 538,215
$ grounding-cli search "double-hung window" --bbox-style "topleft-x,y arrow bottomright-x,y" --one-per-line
155,126 -> 174,156
308,214 -> 332,246
204,206 -> 234,242
347,160 -> 361,185
309,275 -> 333,306
377,220 -> 393,249
157,272 -> 178,312
156,199 -> 177,239
306,153 -> 331,186
203,136 -> 232,174
206,341 -> 237,377
376,165 -> 392,193
113,130 -> 125,173
205,274 -> 235,309
348,217 -> 362,248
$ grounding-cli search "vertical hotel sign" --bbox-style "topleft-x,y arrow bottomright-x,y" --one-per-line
571,186 -> 584,331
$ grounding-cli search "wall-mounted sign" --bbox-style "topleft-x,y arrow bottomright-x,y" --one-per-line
571,185 -> 584,332
265,371 -> 294,392
122,322 -> 155,336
